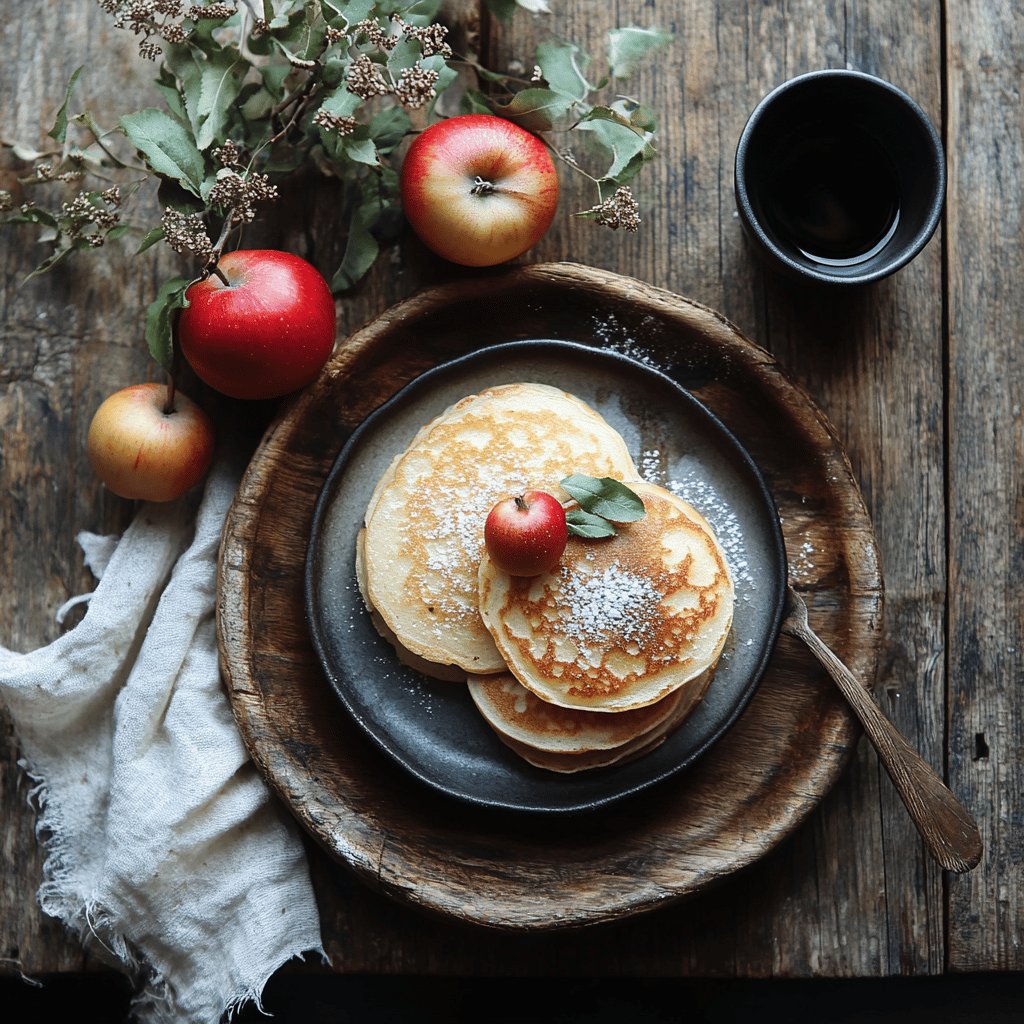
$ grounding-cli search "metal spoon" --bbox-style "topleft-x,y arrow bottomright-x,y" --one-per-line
782,586 -> 983,873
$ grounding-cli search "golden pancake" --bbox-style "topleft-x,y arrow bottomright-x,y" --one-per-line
355,529 -> 466,681
474,669 -> 714,773
467,671 -> 685,754
478,482 -> 734,711
360,382 -> 639,676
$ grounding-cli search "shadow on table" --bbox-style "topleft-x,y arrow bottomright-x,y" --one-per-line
4,971 -> 1023,1023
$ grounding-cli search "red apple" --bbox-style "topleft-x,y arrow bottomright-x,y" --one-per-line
484,491 -> 568,576
86,383 -> 215,502
177,249 -> 336,401
400,113 -> 559,267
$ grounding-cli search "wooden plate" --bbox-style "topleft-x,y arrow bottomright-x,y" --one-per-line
218,262 -> 883,930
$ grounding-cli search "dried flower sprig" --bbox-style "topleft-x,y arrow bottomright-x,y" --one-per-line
2,1 -> 671,372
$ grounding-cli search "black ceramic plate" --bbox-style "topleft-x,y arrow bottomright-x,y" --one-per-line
305,340 -> 786,814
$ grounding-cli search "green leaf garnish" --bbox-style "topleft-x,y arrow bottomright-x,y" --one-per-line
560,474 -> 646,523
565,507 -> 618,539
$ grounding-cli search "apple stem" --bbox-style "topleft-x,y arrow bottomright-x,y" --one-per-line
210,263 -> 230,287
471,176 -> 497,197
163,374 -> 177,416
514,495 -> 530,512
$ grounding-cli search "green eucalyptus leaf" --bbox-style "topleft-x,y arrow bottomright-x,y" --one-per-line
321,56 -> 347,89
560,474 -> 646,522
48,66 -> 83,143
192,51 -> 247,151
7,206 -> 58,228
319,85 -> 363,117
606,26 -> 673,79
536,40 -> 590,101
25,245 -> 76,280
460,88 -> 494,116
344,135 -> 379,167
575,114 -> 655,181
422,52 -> 458,102
489,87 -> 573,133
154,79 -> 189,123
629,104 -> 658,132
397,0 -> 441,26
324,0 -> 374,24
136,225 -> 166,254
387,37 -> 421,76
121,108 -> 205,195
260,62 -> 292,99
577,104 -> 640,133
145,276 -> 192,371
4,140 -> 50,162
369,105 -> 411,153
565,508 -> 617,539
331,204 -> 378,292
273,2 -> 327,61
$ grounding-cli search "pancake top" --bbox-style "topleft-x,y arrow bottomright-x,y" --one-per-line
478,482 -> 735,710
361,382 -> 639,674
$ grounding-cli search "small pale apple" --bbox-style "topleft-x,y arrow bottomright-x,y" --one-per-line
400,113 -> 559,267
86,383 -> 215,502
484,490 -> 568,576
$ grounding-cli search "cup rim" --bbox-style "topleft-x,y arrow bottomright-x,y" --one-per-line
734,68 -> 946,285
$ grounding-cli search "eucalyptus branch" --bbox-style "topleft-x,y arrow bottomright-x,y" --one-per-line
3,1 -> 671,367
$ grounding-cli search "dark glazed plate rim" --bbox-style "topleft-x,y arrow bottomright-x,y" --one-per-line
304,339 -> 787,814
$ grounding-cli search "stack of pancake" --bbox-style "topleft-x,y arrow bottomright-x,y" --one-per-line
357,382 -> 735,773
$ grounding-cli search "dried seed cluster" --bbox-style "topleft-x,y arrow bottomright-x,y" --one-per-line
161,208 -> 215,258
585,186 -> 642,232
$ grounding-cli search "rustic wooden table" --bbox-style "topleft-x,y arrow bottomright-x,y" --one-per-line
1,0 -> 1020,984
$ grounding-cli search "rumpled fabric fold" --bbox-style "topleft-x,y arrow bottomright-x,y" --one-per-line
0,456 -> 324,1023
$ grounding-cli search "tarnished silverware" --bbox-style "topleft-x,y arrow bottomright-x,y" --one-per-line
782,587 -> 982,873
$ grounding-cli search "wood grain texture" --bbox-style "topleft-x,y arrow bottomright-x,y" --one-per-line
0,0 -> 1015,983
945,0 -> 1024,971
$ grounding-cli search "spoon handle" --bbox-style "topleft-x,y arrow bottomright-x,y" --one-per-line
786,608 -> 983,873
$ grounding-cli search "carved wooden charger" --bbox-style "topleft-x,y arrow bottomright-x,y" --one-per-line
217,262 -> 883,931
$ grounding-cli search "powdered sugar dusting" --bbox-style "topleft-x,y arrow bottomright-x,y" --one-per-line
591,313 -> 665,370
661,468 -> 753,599
555,562 -> 662,649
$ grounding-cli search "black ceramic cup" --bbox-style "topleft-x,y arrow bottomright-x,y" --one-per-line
735,69 -> 945,285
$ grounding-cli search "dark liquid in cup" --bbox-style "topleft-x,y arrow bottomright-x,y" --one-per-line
765,128 -> 901,267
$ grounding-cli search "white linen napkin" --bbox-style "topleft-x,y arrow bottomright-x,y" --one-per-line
0,456 -> 324,1023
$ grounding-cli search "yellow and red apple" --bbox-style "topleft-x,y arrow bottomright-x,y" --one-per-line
86,383 -> 215,502
400,114 -> 559,267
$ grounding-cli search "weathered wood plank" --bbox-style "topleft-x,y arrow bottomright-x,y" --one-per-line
945,0 -> 1024,972
485,0 -> 947,976
0,0 -> 155,976
748,1 -> 949,976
